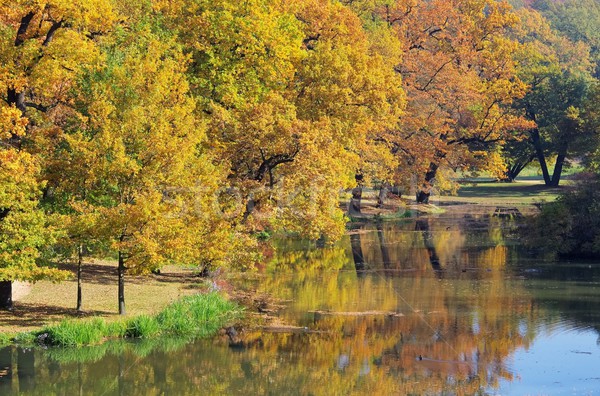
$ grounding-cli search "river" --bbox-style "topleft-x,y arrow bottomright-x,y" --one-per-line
1,208 -> 600,395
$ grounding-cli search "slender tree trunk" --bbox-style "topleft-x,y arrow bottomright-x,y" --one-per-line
416,162 -> 439,204
118,251 -> 126,315
0,281 -> 12,310
530,128 -> 552,185
76,244 -> 83,312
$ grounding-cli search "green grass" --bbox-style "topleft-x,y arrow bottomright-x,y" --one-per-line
0,332 -> 13,346
15,292 -> 242,347
156,293 -> 241,337
436,179 -> 563,206
125,314 -> 160,338
45,317 -> 109,347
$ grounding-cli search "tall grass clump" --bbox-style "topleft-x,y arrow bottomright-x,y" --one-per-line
44,317 -> 114,347
0,332 -> 13,346
156,292 -> 241,337
31,292 -> 241,347
125,315 -> 160,338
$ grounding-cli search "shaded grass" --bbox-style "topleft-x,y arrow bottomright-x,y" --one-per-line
37,293 -> 241,347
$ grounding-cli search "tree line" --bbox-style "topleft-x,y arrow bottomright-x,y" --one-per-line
1,0 -> 599,313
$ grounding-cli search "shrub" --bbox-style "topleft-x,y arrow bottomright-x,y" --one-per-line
524,173 -> 600,258
0,332 -> 13,346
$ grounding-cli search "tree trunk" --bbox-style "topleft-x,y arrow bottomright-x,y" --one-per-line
0,281 -> 12,310
76,244 -> 83,312
376,183 -> 389,208
416,162 -> 439,204
549,150 -> 567,187
348,186 -> 362,215
504,155 -> 535,182
118,251 -> 126,315
530,128 -> 552,185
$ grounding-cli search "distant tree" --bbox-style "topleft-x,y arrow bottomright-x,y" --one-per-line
510,7 -> 596,185
381,0 -> 529,203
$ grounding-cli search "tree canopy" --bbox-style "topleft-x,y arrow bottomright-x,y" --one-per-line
2,0 -> 599,312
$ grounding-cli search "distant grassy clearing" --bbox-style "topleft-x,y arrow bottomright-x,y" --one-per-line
437,179 -> 563,206
351,179 -> 563,219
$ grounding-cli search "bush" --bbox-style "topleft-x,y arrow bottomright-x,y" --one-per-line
0,332 -> 13,346
524,174 -> 600,258
13,331 -> 37,345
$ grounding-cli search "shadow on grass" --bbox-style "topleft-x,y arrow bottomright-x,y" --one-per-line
58,262 -> 202,287
0,303 -> 114,329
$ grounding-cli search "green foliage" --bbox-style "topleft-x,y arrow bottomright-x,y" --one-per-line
525,173 -> 600,257
0,332 -> 13,346
12,331 -> 37,346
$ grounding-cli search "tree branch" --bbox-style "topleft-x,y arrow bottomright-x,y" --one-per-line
15,12 -> 35,46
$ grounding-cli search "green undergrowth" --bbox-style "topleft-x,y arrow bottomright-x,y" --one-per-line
6,292 -> 241,348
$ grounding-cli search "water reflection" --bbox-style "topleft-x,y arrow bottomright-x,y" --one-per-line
1,213 -> 600,395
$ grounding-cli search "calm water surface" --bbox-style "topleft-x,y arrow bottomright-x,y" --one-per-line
1,209 -> 600,395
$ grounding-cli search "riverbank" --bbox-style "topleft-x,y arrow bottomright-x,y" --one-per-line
0,261 -> 216,335
349,179 -> 562,220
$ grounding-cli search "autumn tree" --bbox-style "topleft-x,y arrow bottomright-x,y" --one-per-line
0,1 -> 110,309
510,6 -> 596,185
0,108 -> 69,309
532,0 -> 600,77
156,0 -> 405,240
378,0 -> 528,202
42,13 -> 232,314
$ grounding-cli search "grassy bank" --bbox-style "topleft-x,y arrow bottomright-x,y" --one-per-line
0,261 -> 211,334
348,179 -> 563,220
2,293 -> 241,347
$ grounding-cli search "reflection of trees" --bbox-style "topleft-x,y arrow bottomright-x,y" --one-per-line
252,218 -> 542,393
415,218 -> 442,272
3,219 -> 599,395
350,233 -> 365,273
